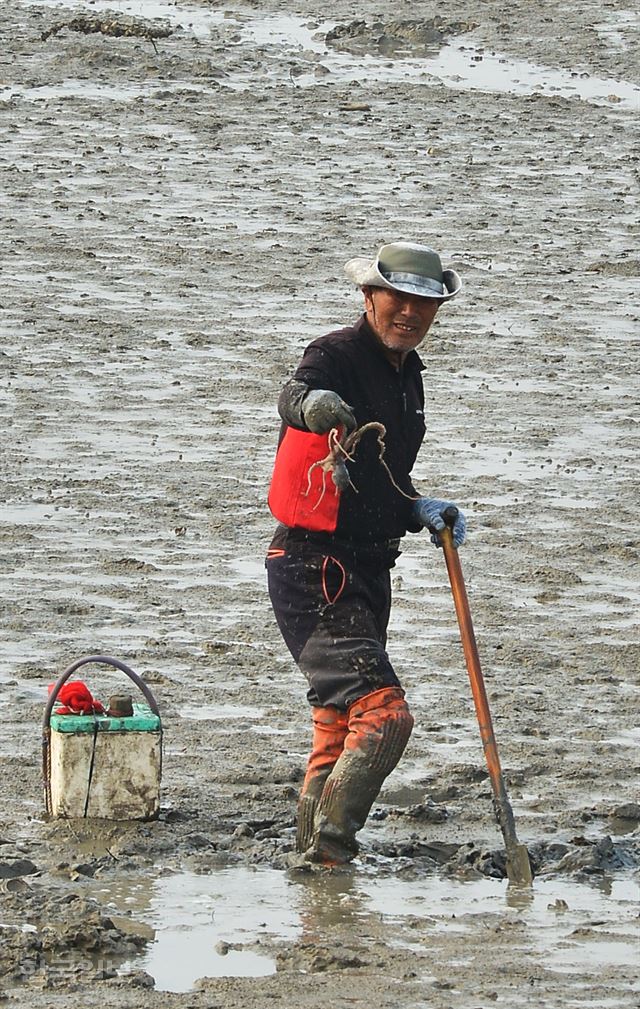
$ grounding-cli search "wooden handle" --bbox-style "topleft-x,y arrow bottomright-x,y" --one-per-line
439,529 -> 505,793
440,529 -> 533,884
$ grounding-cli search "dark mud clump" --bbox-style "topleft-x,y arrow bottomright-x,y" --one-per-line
41,13 -> 173,50
0,887 -> 151,987
359,833 -> 640,882
325,17 -> 477,56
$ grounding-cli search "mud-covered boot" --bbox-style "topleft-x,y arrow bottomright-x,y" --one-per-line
305,687 -> 414,865
296,705 -> 349,853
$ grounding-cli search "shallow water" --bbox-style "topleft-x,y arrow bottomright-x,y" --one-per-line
95,864 -> 640,992
179,702 -> 263,721
100,867 -> 298,988
17,0 -> 640,109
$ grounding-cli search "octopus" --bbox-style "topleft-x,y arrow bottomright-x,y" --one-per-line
304,422 -> 417,511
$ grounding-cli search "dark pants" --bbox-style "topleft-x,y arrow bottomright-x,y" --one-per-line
266,526 -> 403,710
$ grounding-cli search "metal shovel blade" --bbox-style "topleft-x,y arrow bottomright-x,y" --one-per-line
494,779 -> 534,887
506,842 -> 534,887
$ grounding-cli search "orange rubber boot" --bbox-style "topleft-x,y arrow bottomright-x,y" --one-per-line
296,706 -> 349,853
305,686 -> 414,865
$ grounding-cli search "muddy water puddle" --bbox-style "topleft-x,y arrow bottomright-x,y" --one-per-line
99,867 -> 298,988
93,864 -> 640,991
16,0 -> 640,109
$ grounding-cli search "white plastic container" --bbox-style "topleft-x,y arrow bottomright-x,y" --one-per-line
43,656 -> 162,821
47,704 -> 161,819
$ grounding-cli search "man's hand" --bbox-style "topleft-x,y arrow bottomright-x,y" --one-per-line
301,389 -> 356,434
412,497 -> 466,548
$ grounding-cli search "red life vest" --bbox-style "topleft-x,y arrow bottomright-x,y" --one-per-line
268,426 -> 341,533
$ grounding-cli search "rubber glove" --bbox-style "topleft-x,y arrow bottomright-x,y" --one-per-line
412,497 -> 466,548
301,389 -> 356,434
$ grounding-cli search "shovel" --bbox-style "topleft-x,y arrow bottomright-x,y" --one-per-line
438,506 -> 533,887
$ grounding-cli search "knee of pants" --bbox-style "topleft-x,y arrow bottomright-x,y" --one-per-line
300,631 -> 401,709
344,686 -> 414,773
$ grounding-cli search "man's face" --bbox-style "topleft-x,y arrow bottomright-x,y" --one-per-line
363,286 -> 439,355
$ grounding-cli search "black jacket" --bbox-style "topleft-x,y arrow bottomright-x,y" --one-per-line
270,315 -> 426,544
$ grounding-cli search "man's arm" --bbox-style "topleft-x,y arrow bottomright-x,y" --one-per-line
277,337 -> 358,433
277,379 -> 309,428
278,381 -> 356,434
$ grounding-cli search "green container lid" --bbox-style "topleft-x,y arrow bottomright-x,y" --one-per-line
50,702 -> 161,734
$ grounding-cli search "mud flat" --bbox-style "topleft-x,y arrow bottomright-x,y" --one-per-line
1,0 -> 639,1005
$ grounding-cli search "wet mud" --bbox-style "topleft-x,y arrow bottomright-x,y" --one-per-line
325,17 -> 479,56
1,0 -> 639,1004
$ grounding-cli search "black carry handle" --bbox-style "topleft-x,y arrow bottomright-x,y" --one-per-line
43,654 -> 161,731
442,504 -> 459,528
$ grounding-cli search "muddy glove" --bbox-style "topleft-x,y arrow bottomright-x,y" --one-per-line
301,389 -> 356,434
412,497 -> 466,549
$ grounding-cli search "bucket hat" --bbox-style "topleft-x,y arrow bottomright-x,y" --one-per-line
345,241 -> 462,301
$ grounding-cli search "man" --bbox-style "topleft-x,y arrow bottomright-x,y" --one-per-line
266,241 -> 466,866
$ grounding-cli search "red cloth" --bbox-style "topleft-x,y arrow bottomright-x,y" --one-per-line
48,680 -> 105,715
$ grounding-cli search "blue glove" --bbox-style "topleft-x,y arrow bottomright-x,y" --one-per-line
412,497 -> 466,548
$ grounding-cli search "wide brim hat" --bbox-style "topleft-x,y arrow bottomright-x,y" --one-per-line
345,241 -> 462,302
